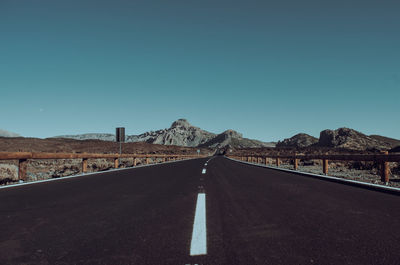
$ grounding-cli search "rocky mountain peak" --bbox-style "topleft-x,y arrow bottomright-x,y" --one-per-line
53,119 -> 275,148
199,129 -> 273,148
221,129 -> 243,139
170,119 -> 191,129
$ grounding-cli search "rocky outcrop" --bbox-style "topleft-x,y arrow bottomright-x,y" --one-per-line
369,135 -> 400,149
128,119 -> 216,147
0,129 -> 20,138
54,119 -> 274,148
199,129 -> 273,148
318,128 -> 392,151
276,133 -> 318,148
54,119 -> 214,146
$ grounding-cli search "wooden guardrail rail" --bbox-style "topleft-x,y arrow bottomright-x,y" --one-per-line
228,153 -> 400,184
0,152 -> 204,181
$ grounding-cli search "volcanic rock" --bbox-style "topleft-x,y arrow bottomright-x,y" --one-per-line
318,128 -> 392,151
54,119 -> 274,148
276,133 -> 318,148
369,135 -> 400,149
128,119 -> 216,147
200,129 -> 274,148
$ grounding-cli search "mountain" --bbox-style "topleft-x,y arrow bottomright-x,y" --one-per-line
369,135 -> 400,149
54,119 -> 274,148
126,119 -> 216,147
318,128 -> 392,151
200,129 -> 275,149
0,129 -> 21,138
53,133 -> 115,141
276,133 -> 318,148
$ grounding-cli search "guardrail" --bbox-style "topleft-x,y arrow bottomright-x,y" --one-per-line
228,152 -> 400,184
0,152 -> 204,181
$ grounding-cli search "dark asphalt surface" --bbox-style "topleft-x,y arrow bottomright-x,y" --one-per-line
1,156 -> 400,265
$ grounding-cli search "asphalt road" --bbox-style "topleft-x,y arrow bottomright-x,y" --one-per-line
1,156 -> 400,265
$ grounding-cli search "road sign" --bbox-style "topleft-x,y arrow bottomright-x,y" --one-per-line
116,127 -> 125,143
116,127 -> 125,167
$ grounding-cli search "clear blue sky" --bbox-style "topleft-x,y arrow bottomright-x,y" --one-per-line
1,0 -> 399,141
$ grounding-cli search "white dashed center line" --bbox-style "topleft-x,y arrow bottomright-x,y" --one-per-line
190,193 -> 207,256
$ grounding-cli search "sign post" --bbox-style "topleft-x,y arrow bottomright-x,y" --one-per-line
116,127 -> 125,167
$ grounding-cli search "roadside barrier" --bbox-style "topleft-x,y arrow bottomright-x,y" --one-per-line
0,152 -> 204,181
228,152 -> 400,184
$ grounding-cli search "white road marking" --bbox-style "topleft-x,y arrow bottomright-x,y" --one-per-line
204,163 -> 207,166
202,168 -> 206,174
190,193 -> 207,256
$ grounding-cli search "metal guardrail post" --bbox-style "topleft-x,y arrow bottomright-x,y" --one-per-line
381,161 -> 389,183
294,158 -> 299,170
18,159 -> 28,181
82,158 -> 88,173
323,159 -> 329,175
381,151 -> 389,183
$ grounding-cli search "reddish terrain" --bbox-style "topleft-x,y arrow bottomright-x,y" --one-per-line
0,137 -> 212,155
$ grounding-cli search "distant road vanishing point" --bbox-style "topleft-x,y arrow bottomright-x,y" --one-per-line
1,156 -> 400,264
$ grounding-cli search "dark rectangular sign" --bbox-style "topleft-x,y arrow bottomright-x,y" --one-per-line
116,127 -> 125,143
